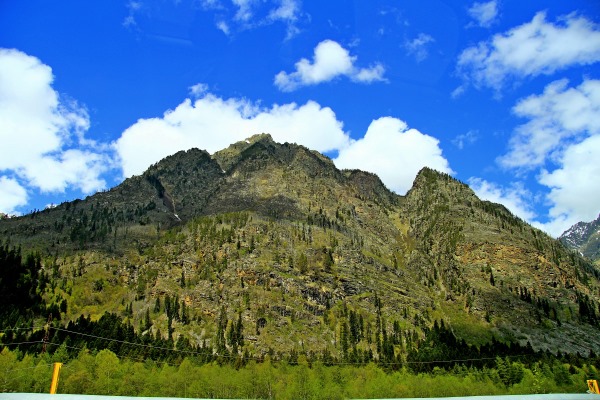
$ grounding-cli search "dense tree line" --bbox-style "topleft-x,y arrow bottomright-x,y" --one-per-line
0,346 -> 596,398
0,242 -> 48,329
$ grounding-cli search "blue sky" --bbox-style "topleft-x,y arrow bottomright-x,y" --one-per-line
1,0 -> 599,237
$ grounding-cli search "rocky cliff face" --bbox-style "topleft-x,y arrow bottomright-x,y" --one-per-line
2,134 -> 600,356
560,215 -> 600,264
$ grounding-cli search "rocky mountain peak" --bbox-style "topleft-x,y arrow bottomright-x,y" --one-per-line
560,214 -> 600,262
212,133 -> 276,172
2,136 -> 600,356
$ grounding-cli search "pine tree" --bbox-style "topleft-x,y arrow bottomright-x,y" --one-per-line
216,306 -> 227,354
237,312 -> 244,347
144,308 -> 152,330
181,301 -> 189,324
154,297 -> 161,313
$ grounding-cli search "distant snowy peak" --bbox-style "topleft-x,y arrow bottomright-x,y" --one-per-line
560,214 -> 600,261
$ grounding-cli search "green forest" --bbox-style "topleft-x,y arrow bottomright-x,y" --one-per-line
1,311 -> 598,398
1,235 -> 600,398
0,345 -> 597,398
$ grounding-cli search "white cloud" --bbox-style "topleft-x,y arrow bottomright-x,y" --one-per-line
23,149 -> 109,194
404,33 -> 435,62
216,20 -> 231,35
200,0 -> 222,9
189,83 -> 209,98
267,0 -> 301,39
0,177 -> 28,215
334,117 -> 452,195
0,48 -> 109,213
114,95 -> 450,198
123,1 -> 142,28
268,0 -> 298,23
468,177 -> 537,222
353,64 -> 386,83
124,0 -> 301,40
500,78 -> 600,169
451,85 -> 466,99
492,78 -> 600,237
457,12 -> 600,91
224,0 -> 302,38
274,40 -> 386,91
452,130 -> 478,149
467,1 -> 498,28
233,0 -> 254,22
115,94 -> 350,177
536,135 -> 600,236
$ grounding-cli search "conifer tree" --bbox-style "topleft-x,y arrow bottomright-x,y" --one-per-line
144,308 -> 152,331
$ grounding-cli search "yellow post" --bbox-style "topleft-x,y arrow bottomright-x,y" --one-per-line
49,362 -> 62,394
587,379 -> 599,394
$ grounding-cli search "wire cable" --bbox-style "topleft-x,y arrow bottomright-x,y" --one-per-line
45,326 -> 536,367
51,326 -> 211,357
0,326 -> 45,333
0,340 -> 44,347
43,341 -> 184,367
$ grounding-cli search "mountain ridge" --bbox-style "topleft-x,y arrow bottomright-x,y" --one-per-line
1,134 -> 600,359
560,215 -> 600,264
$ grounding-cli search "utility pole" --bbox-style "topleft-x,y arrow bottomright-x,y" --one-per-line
42,314 -> 52,353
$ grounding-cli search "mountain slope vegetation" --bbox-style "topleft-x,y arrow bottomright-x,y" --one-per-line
1,134 -> 600,366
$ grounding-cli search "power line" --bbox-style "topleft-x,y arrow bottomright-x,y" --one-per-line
3,363 -> 55,374
50,327 -> 210,357
0,340 -> 44,347
1,363 -> 56,388
43,341 -> 184,368
46,326 -> 535,367
0,326 -> 45,333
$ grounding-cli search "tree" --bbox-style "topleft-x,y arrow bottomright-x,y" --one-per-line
216,306 -> 227,355
154,297 -> 161,313
181,301 -> 189,324
92,349 -> 122,394
297,253 -> 308,274
496,357 -> 524,387
144,308 -> 152,331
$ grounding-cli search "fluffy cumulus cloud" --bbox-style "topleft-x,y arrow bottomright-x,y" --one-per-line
274,40 -> 386,91
404,33 -> 435,62
115,96 -> 451,197
115,93 -> 350,177
494,78 -> 600,236
334,117 -> 452,195
0,48 -> 110,214
457,12 -> 600,91
537,135 -> 600,236
467,1 -> 498,28
500,78 -> 600,169
0,177 -> 28,215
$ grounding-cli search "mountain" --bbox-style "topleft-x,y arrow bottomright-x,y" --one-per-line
2,134 -> 600,360
560,215 -> 600,265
